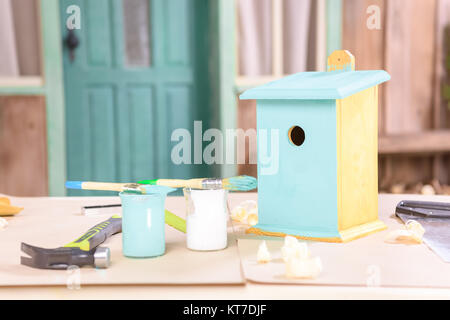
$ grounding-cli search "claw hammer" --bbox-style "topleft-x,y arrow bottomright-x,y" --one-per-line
21,216 -> 122,270
20,210 -> 186,270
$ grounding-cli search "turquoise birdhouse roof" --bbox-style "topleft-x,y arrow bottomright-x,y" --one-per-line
239,70 -> 391,100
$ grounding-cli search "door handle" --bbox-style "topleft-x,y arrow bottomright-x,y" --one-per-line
65,29 -> 80,62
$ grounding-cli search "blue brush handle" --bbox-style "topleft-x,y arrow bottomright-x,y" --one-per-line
65,181 -> 83,190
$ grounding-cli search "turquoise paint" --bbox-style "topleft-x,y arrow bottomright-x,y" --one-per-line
240,71 -> 391,100
120,185 -> 175,258
255,99 -> 340,238
61,0 -> 212,196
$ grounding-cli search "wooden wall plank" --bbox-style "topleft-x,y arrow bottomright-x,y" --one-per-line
433,0 -> 450,184
383,0 -> 438,188
384,0 -> 436,134
237,98 -> 257,178
344,0 -> 446,189
379,130 -> 450,154
343,0 -> 385,133
0,96 -> 48,196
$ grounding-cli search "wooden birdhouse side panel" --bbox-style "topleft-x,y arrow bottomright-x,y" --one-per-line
255,99 -> 341,239
336,86 -> 379,232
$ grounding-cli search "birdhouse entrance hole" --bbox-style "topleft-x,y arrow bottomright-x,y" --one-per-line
288,126 -> 305,147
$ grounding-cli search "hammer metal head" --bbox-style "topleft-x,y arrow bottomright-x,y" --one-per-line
21,242 -> 97,270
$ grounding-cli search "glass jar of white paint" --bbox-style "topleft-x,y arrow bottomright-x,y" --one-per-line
183,188 -> 228,251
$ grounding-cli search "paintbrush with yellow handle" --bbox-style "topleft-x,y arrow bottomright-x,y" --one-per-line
137,175 -> 257,191
65,181 -> 147,194
66,175 -> 257,193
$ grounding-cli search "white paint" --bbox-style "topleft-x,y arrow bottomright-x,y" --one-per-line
185,189 -> 228,251
147,208 -> 152,230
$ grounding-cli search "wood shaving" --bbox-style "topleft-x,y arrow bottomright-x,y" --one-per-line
281,236 -> 322,279
281,237 -> 309,262
231,200 -> 258,226
385,220 -> 425,244
257,241 -> 271,263
420,184 -> 436,195
247,213 -> 258,226
285,256 -> 322,279
0,217 -> 8,230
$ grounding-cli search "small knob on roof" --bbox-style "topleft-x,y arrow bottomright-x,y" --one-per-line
327,50 -> 355,72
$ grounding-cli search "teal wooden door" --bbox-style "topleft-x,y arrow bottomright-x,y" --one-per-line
61,0 -> 211,195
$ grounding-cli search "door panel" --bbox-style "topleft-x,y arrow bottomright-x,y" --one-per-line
61,0 -> 210,195
85,0 -> 113,67
165,0 -> 190,65
122,0 -> 151,67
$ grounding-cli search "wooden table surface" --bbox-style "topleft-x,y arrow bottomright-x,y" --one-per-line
1,192 -> 450,300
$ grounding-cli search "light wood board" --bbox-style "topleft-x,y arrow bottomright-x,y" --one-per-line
0,195 -> 244,286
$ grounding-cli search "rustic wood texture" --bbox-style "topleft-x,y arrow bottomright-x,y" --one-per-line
433,0 -> 450,184
384,0 -> 436,134
382,0 -> 438,188
379,130 -> 450,154
337,87 -> 380,231
343,0 -> 450,189
0,96 -> 48,196
343,0 -> 385,132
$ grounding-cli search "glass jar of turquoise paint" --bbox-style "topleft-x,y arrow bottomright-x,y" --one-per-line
120,185 -> 175,258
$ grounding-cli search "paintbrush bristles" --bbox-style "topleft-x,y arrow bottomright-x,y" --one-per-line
222,175 -> 257,191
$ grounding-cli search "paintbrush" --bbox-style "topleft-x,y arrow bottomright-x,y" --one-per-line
137,175 -> 257,191
65,181 -> 146,194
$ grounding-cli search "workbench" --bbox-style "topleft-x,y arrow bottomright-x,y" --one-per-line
1,193 -> 450,300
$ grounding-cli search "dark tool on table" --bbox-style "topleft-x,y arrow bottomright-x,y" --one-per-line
395,200 -> 450,262
21,216 -> 122,270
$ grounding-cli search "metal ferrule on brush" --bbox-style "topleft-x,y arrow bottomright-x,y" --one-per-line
201,179 -> 223,190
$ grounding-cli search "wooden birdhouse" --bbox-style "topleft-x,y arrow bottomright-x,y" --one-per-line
239,50 -> 390,242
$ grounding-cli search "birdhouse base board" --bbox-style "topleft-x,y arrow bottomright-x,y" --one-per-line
246,220 -> 387,243
338,220 -> 387,242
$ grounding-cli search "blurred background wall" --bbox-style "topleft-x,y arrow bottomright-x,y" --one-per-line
1,0 -> 450,196
236,0 -> 450,195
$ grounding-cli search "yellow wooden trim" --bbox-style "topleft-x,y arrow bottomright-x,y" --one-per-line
246,219 -> 386,243
336,86 -> 379,232
338,220 -> 387,242
246,227 -> 344,243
